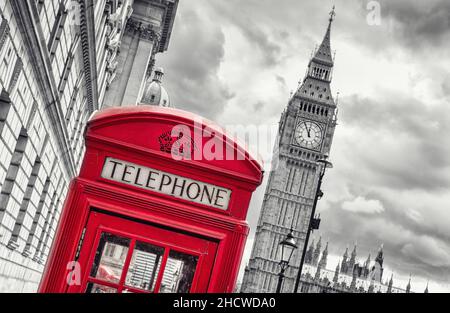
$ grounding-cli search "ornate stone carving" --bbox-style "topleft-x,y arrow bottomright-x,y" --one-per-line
125,18 -> 161,42
106,31 -> 121,52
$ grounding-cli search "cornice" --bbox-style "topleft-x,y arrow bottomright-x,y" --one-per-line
79,0 -> 99,113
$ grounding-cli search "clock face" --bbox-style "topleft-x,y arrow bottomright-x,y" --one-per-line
294,121 -> 323,149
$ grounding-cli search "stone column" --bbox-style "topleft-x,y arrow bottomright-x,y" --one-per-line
102,1 -> 164,107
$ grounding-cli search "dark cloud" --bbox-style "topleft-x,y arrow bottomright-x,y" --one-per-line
382,0 -> 450,49
232,20 -> 281,67
158,4 -> 234,119
338,92 -> 450,191
318,195 -> 450,285
252,101 -> 264,112
210,1 -> 283,67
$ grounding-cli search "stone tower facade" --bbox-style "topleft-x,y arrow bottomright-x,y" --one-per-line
241,9 -> 338,293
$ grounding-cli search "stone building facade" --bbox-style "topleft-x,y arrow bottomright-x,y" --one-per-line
298,239 -> 427,293
241,9 -> 338,293
0,0 -> 178,292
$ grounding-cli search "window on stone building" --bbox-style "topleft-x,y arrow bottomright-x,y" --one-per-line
58,52 -> 74,93
0,91 -> 12,135
48,3 -> 68,61
8,158 -> 42,250
23,177 -> 50,255
33,176 -> 60,263
0,127 -> 29,227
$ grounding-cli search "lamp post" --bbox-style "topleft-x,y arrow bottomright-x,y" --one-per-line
293,156 -> 333,293
276,229 -> 297,293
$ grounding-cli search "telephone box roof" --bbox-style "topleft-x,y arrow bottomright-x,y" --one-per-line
88,105 -> 264,180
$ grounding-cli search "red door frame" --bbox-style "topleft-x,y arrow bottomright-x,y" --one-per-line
68,211 -> 217,293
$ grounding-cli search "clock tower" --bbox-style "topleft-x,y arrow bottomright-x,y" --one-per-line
241,8 -> 338,293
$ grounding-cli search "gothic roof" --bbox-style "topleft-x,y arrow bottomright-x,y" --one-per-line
312,7 -> 335,66
294,7 -> 336,107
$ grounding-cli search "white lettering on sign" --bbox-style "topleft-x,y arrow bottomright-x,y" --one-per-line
101,157 -> 231,210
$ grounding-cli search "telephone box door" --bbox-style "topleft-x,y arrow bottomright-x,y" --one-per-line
68,210 -> 218,293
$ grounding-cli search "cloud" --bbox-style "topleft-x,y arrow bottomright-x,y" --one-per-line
336,91 -> 450,192
382,0 -> 450,49
158,4 -> 234,119
342,196 -> 385,214
401,237 -> 450,268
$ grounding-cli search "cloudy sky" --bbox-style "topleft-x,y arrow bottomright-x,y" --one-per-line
158,0 -> 450,292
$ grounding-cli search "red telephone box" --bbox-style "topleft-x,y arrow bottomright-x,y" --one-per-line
39,105 -> 263,293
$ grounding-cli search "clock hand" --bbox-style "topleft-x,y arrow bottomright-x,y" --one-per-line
305,123 -> 311,138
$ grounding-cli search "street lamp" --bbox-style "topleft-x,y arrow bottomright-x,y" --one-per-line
276,229 -> 297,293
293,156 -> 333,293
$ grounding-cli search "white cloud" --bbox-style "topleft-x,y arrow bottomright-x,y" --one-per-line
341,196 -> 385,214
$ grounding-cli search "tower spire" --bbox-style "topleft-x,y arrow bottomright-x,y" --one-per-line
319,241 -> 328,269
312,6 -> 335,66
387,273 -> 393,293
312,236 -> 322,266
329,5 -> 336,23
333,261 -> 340,283
406,275 -> 411,293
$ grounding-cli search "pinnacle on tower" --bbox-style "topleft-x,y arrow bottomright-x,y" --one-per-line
312,236 -> 322,266
305,239 -> 315,265
406,275 -> 412,293
363,254 -> 371,278
351,243 -> 357,256
375,244 -> 384,267
347,243 -> 357,274
319,241 -> 328,269
333,261 -> 340,283
312,6 -> 335,66
340,246 -> 349,273
387,273 -> 393,293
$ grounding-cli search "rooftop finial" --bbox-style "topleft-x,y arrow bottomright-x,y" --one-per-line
329,5 -> 336,24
